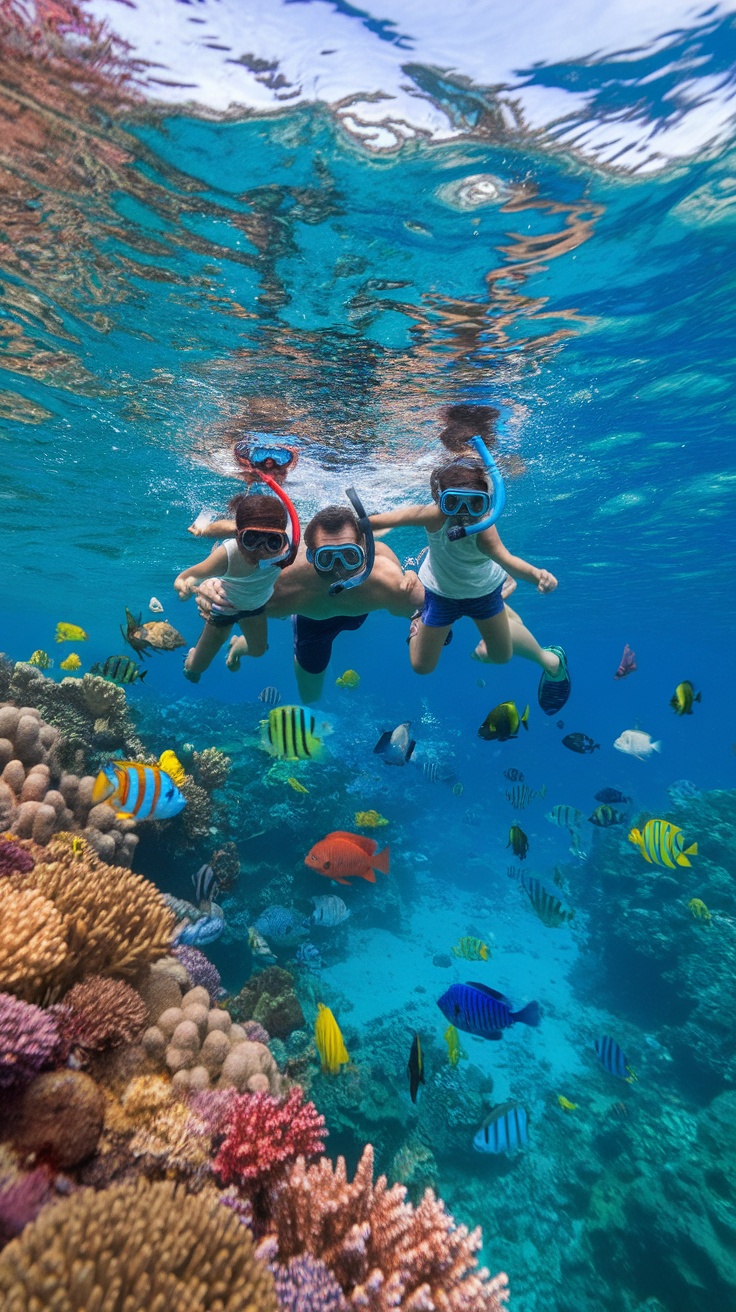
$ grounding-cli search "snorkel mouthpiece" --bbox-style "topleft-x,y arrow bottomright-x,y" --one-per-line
446,435 -> 506,541
329,487 -> 375,595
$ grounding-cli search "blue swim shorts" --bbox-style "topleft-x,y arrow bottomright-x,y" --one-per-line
207,604 -> 266,629
293,613 -> 368,675
421,583 -> 505,628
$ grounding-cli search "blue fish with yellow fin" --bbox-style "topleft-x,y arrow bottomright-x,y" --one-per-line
92,755 -> 186,821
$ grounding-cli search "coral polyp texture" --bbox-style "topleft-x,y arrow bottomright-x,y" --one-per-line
214,1087 -> 327,1190
0,1178 -> 279,1311
0,993 -> 59,1088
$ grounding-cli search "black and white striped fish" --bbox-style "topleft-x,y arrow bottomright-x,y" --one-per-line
505,782 -> 546,809
520,876 -> 573,929
258,686 -> 281,706
473,1103 -> 529,1154
595,1035 -> 636,1082
193,863 -> 218,906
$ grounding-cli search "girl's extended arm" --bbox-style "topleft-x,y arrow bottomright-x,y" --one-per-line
477,526 -> 557,594
369,504 -> 442,530
174,545 -> 228,599
188,517 -> 236,538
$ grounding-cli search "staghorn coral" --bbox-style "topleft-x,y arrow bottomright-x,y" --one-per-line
0,883 -> 66,1002
141,986 -> 282,1094
265,1145 -> 509,1312
6,838 -> 175,1001
173,944 -> 222,1001
10,1070 -> 104,1169
0,836 -> 35,877
214,1088 -> 326,1192
0,993 -> 59,1088
0,1178 -> 279,1311
57,976 -> 148,1051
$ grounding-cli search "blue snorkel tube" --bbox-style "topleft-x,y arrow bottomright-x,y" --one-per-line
446,435 -> 506,541
329,487 -> 375,596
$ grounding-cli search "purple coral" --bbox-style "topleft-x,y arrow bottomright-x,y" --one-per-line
187,1087 -> 237,1139
0,993 -> 59,1088
272,1255 -> 348,1312
0,836 -> 35,877
173,945 -> 221,1002
0,1168 -> 53,1246
243,1019 -> 270,1045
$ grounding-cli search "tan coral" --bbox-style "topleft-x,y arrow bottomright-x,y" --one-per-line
0,1178 -> 279,1311
0,882 -> 66,1002
140,986 -> 282,1094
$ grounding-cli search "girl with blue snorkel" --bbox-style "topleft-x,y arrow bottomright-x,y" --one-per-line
369,440 -> 570,713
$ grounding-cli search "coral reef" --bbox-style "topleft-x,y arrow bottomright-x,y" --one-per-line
0,1166 -> 53,1246
0,994 -> 59,1088
0,1178 -> 279,1311
214,1087 -> 326,1191
56,976 -> 148,1051
173,944 -> 222,1001
141,984 -> 283,1094
271,1253 -> 348,1312
4,838 -> 175,1001
10,1069 -> 105,1168
211,840 -> 240,891
0,665 -> 146,770
192,745 -> 232,792
230,966 -> 305,1040
0,835 -> 35,876
0,701 -> 139,864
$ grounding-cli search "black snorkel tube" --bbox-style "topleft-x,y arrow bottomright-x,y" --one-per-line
329,487 -> 375,596
446,435 -> 506,541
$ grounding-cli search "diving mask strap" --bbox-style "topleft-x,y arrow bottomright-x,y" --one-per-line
446,435 -> 506,541
329,487 -> 375,596
257,473 -> 301,568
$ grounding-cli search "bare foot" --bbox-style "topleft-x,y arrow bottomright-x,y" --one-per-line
183,649 -> 201,683
540,650 -> 561,676
471,641 -> 487,662
226,635 -> 247,672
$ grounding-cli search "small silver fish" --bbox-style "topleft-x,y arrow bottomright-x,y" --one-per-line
258,686 -> 281,706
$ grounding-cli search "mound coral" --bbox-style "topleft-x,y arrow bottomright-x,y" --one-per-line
5,838 -> 175,1000
173,944 -> 222,1001
265,1145 -> 509,1312
214,1088 -> 326,1191
0,993 -> 59,1088
58,976 -> 148,1050
11,1069 -> 105,1169
0,1178 -> 279,1311
141,985 -> 282,1094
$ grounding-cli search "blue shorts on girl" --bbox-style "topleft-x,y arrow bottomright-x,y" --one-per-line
418,521 -> 506,627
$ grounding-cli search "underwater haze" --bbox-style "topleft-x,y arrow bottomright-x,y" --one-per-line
1,1 -> 736,1309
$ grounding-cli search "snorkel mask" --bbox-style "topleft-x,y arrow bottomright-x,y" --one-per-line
445,436 -> 506,541
234,434 -> 299,482
241,477 -> 301,568
305,488 -> 375,596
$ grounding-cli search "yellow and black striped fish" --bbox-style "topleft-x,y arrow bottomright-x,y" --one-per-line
505,783 -> 546,809
628,819 -> 698,869
520,876 -> 573,929
90,654 -> 147,685
262,705 -> 328,761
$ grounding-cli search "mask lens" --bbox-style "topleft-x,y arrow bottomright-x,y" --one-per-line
314,543 -> 365,572
240,529 -> 287,553
250,446 -> 292,467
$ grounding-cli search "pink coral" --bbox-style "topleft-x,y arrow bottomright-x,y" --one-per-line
0,836 -> 35,877
214,1087 -> 326,1191
0,992 -> 59,1087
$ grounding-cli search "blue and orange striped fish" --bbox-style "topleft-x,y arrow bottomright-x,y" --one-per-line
437,982 -> 540,1039
92,756 -> 186,821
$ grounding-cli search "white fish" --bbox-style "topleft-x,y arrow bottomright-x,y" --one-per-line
149,596 -> 164,613
614,729 -> 662,761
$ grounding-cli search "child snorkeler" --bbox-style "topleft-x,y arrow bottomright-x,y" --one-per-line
174,492 -> 292,682
369,457 -> 571,712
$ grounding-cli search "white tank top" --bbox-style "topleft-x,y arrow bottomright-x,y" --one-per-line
217,538 -> 280,610
418,523 -> 506,599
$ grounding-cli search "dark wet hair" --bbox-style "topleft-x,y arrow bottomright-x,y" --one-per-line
430,458 -> 488,503
439,404 -> 500,454
227,493 -> 287,531
304,506 -> 363,551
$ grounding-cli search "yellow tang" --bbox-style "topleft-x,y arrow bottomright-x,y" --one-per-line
59,653 -> 82,672
443,1023 -> 463,1068
314,1003 -> 349,1075
335,669 -> 360,688
688,898 -> 711,922
55,622 -> 88,644
287,777 -> 309,794
557,1095 -> 578,1112
670,681 -> 701,716
628,819 -> 698,869
28,650 -> 53,670
451,936 -> 489,961
355,810 -> 389,828
263,705 -> 328,761
158,750 -> 186,787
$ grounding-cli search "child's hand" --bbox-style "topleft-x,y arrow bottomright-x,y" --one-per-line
174,576 -> 197,600
536,570 -> 557,594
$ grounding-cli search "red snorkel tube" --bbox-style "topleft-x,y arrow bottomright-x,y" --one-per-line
259,471 -> 301,567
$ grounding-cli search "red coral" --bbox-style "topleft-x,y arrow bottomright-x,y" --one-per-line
0,836 -> 35,877
214,1087 -> 325,1191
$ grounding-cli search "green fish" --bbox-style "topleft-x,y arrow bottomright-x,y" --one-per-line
90,655 -> 147,685
507,824 -> 529,860
670,681 -> 701,716
478,702 -> 529,743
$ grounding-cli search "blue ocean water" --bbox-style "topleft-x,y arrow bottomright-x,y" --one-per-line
2,2 -> 736,1308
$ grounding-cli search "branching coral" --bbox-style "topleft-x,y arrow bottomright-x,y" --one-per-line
270,1252 -> 349,1312
0,883 -> 66,1002
214,1088 -> 326,1191
0,1178 -> 279,1311
5,838 -> 175,1000
265,1145 -> 509,1312
193,746 -> 231,792
57,976 -> 148,1050
0,993 -> 59,1087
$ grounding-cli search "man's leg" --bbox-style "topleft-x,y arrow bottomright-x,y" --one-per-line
292,614 -> 368,705
295,660 -> 327,705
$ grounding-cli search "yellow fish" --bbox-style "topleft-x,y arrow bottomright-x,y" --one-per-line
55,622 -> 88,644
451,936 -> 489,961
670,681 -> 701,716
335,669 -> 360,688
71,836 -> 86,859
287,777 -> 310,795
59,653 -> 82,672
314,1003 -> 349,1075
688,898 -> 711,923
443,1023 -> 464,1068
355,810 -> 389,828
628,819 -> 698,869
28,650 -> 53,670
158,750 -> 186,787
557,1095 -> 578,1112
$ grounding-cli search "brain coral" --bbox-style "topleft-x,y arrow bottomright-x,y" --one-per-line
11,1069 -> 105,1169
0,1178 -> 279,1311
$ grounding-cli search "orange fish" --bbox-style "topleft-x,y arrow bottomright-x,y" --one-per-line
304,831 -> 390,886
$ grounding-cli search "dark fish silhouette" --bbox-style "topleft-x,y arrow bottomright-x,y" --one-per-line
507,824 -> 529,859
614,644 -> 637,680
595,788 -> 631,805
407,1033 -> 424,1104
504,768 -> 525,782
562,733 -> 600,755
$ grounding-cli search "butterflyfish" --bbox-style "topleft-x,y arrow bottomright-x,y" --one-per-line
628,819 -> 697,869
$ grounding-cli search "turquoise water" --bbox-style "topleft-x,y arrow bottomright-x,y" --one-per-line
2,2 -> 736,1308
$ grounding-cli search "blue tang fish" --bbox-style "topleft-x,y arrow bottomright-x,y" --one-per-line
437,982 -> 540,1039
473,1103 -> 529,1154
92,760 -> 186,821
